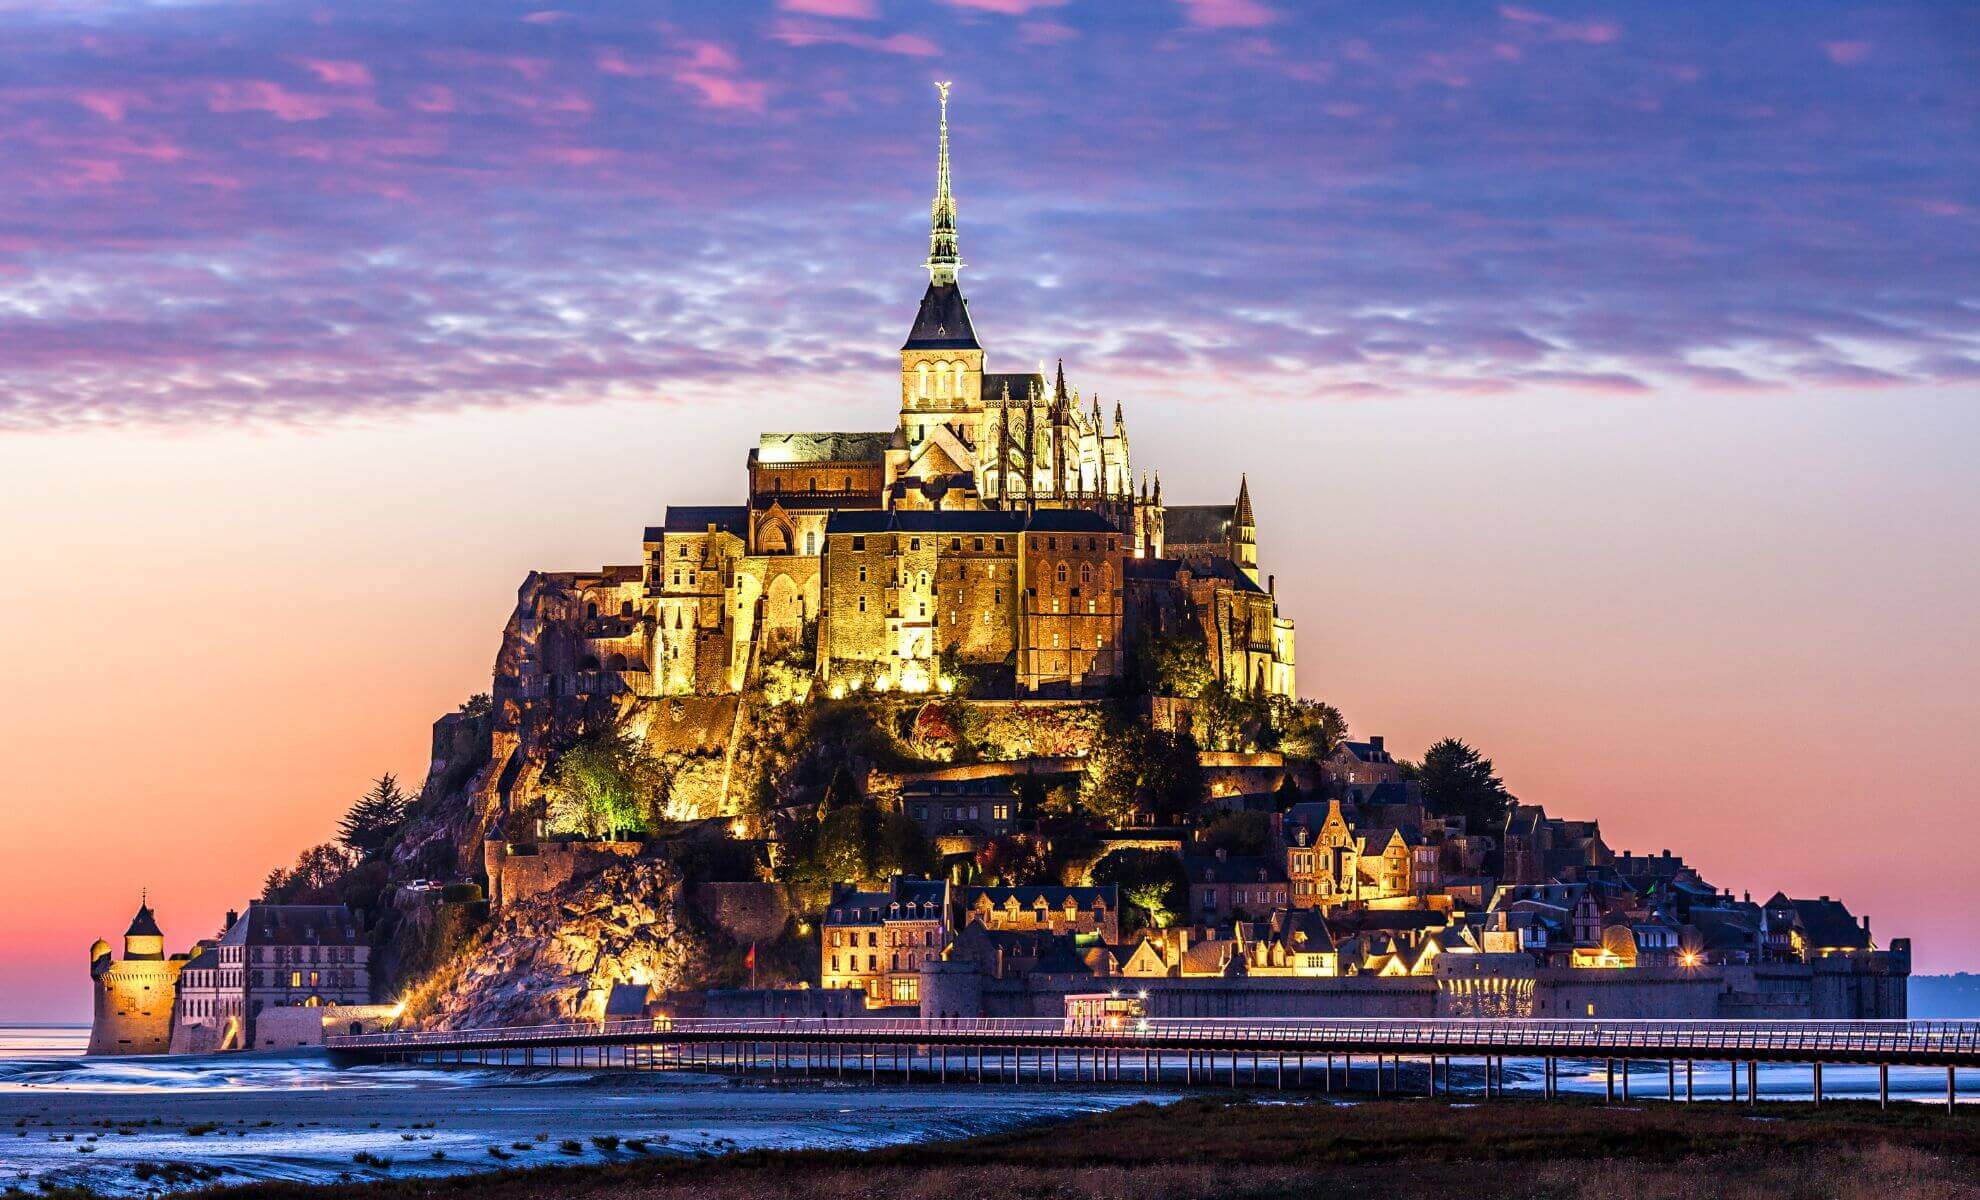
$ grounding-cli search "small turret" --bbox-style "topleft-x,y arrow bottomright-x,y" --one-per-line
89,938 -> 112,979
123,894 -> 165,962
1232,474 -> 1259,584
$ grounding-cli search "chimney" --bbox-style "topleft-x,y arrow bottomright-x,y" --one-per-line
224,909 -> 239,931
1268,574 -> 1276,595
1370,735 -> 1384,753
1820,895 -> 1830,903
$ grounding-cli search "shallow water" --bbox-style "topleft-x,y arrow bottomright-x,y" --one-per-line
0,1032 -> 1178,1195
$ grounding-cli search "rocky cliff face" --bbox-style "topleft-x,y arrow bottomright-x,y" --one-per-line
409,858 -> 714,1030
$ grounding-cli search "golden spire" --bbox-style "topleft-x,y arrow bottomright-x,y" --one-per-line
926,82 -> 961,285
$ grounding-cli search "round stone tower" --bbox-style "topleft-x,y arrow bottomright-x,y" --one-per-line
918,957 -> 984,1020
86,898 -> 183,1056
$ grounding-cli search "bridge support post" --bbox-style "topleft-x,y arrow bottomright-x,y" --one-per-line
1812,1062 -> 1822,1106
1374,1055 -> 1383,1098
1686,1060 -> 1693,1102
1231,1051 -> 1238,1089
1668,1060 -> 1675,1102
1605,1059 -> 1615,1104
1879,1063 -> 1888,1109
1622,1060 -> 1630,1103
1949,1067 -> 1957,1116
1747,1061 -> 1758,1105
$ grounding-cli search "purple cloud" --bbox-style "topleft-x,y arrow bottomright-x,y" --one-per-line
0,0 -> 1974,430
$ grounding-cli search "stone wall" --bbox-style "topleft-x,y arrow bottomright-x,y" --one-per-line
88,959 -> 182,1056
688,882 -> 795,944
252,1004 -> 400,1049
484,839 -> 644,911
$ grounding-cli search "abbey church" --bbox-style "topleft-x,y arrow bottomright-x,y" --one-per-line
507,87 -> 1295,703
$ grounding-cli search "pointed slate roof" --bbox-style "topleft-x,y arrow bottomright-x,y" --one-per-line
902,281 -> 980,350
125,901 -> 163,939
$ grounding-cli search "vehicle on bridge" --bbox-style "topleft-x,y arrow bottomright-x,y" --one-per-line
1063,991 -> 1146,1034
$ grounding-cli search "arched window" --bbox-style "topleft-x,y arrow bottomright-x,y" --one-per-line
586,602 -> 598,618
953,362 -> 966,395
1055,563 -> 1068,585
1080,563 -> 1092,585
916,362 -> 930,397
935,363 -> 951,397
804,531 -> 817,555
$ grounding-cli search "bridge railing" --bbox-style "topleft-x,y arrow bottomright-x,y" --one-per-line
328,1016 -> 1980,1059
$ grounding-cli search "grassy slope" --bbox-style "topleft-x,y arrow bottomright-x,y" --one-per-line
160,1096 -> 1980,1200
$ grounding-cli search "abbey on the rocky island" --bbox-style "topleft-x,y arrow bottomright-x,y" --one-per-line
504,85 -> 1295,703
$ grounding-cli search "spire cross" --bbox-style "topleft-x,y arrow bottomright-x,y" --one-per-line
926,82 -> 961,285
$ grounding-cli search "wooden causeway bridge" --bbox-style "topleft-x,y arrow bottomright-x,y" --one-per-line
329,1016 -> 1980,1112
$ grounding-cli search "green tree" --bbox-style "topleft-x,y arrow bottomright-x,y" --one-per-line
1080,714 -> 1205,826
1272,697 -> 1348,762
1201,810 -> 1272,857
1139,631 -> 1213,699
544,729 -> 663,839
1414,738 -> 1516,834
1089,848 -> 1188,932
457,693 -> 492,718
338,773 -> 409,858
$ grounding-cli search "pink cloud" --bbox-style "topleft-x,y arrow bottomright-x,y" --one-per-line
407,85 -> 455,113
768,20 -> 940,57
945,0 -> 1068,13
521,10 -> 569,23
1177,0 -> 1278,28
1825,41 -> 1871,66
779,0 -> 880,17
675,72 -> 770,111
204,80 -> 334,121
1019,20 -> 1078,45
1499,6 -> 1618,45
74,91 -> 131,122
298,59 -> 374,87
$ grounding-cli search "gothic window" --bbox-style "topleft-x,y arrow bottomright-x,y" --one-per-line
952,362 -> 966,395
808,476 -> 817,490
842,476 -> 850,489
935,363 -> 951,397
917,362 -> 930,397
1080,563 -> 1092,585
1055,563 -> 1068,585
805,532 -> 816,555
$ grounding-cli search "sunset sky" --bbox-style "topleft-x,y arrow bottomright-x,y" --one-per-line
2,1 -> 1976,1021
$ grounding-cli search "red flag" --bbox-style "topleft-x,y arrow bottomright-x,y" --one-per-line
744,943 -> 756,971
